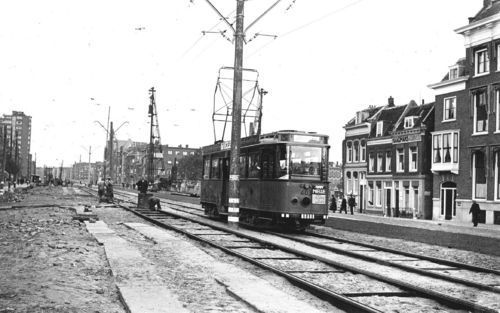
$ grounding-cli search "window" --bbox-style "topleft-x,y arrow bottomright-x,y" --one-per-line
377,153 -> 383,172
360,140 -> 366,162
353,172 -> 358,194
203,158 -> 210,179
248,153 -> 261,178
353,141 -> 359,162
183,151 -> 188,156
473,90 -> 488,134
495,152 -> 500,200
261,150 -> 275,179
290,146 -> 321,179
432,132 -> 460,165
367,185 -> 374,205
443,133 -> 451,163
375,182 -> 382,206
278,145 -> 288,179
346,171 -> 352,194
210,158 -> 220,179
449,66 -> 459,80
497,90 -> 500,132
410,147 -> 418,172
475,48 -> 489,75
239,155 -> 247,177
473,151 -> 487,199
369,154 -> 375,172
167,160 -> 172,165
190,152 -> 195,155
404,117 -> 414,129
376,121 -> 384,137
443,97 -> 456,121
397,149 -> 404,172
385,152 -> 391,172
346,141 -> 353,163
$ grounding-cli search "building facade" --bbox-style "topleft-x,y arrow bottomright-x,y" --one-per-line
428,0 -> 500,225
343,105 -> 382,212
0,111 -> 32,180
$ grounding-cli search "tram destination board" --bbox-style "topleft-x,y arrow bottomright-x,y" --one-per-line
312,185 -> 326,204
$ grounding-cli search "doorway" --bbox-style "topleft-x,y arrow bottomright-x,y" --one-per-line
440,182 -> 457,220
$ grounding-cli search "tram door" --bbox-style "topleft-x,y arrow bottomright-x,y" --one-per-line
220,158 -> 230,211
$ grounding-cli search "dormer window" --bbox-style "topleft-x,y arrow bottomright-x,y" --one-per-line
404,117 -> 415,129
376,121 -> 383,137
475,48 -> 489,76
449,67 -> 459,80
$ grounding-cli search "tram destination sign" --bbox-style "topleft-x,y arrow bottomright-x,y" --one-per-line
392,133 -> 421,144
312,185 -> 326,205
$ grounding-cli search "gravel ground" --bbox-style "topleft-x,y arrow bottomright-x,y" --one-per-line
0,188 -> 124,313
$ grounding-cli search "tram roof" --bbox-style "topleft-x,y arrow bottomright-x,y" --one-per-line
202,130 -> 329,154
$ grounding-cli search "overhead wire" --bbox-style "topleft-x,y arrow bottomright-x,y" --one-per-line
180,8 -> 236,59
247,0 -> 365,58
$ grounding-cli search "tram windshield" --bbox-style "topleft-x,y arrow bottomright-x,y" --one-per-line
290,146 -> 322,180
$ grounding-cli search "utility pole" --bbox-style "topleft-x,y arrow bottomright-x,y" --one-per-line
88,146 -> 92,186
1,126 -> 6,182
227,0 -> 245,226
147,88 -> 155,183
109,122 -> 114,182
102,106 -> 111,181
202,0 -> 281,227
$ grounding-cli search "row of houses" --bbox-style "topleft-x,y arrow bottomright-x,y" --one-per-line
71,139 -> 200,185
342,0 -> 500,225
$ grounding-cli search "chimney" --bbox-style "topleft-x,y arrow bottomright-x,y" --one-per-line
185,144 -> 188,148
388,96 -> 395,107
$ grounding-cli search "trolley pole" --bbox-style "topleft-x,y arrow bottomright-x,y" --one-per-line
227,0 -> 245,226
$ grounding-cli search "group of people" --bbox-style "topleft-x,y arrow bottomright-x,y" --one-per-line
97,178 -> 114,202
135,177 -> 161,210
329,194 -> 357,215
329,193 -> 483,228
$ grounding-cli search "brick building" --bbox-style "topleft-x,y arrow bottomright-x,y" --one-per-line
342,105 -> 382,212
344,98 -> 435,218
428,0 -> 500,225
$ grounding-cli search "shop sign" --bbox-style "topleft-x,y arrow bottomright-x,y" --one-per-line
392,134 -> 421,144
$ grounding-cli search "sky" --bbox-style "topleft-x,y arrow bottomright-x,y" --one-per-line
0,0 -> 482,167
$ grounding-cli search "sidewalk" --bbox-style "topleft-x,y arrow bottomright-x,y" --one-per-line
327,211 -> 500,239
323,212 -> 500,256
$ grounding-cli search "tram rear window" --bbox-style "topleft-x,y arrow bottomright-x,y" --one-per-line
290,146 -> 322,180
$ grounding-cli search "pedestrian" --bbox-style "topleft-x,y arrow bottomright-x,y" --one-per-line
340,197 -> 347,214
105,178 -> 114,201
97,180 -> 105,200
136,177 -> 149,194
329,195 -> 337,213
348,194 -> 356,215
469,200 -> 481,227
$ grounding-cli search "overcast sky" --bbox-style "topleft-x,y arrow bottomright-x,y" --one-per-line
0,0 -> 482,167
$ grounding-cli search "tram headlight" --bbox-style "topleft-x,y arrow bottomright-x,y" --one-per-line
301,197 -> 311,206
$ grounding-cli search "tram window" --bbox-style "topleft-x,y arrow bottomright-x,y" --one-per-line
278,145 -> 288,179
203,158 -> 210,179
239,155 -> 247,178
248,153 -> 261,178
210,158 -> 220,179
262,150 -> 275,179
290,146 -> 321,179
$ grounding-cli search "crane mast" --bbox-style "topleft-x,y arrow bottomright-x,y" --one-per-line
146,87 -> 165,183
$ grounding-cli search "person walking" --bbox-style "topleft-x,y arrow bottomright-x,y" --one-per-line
469,200 -> 481,227
329,195 -> 337,213
340,197 -> 347,214
348,194 -> 356,215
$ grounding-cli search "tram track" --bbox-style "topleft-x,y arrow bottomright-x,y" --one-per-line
80,187 -> 500,312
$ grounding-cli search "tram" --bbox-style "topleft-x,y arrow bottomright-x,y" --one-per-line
200,130 -> 330,230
